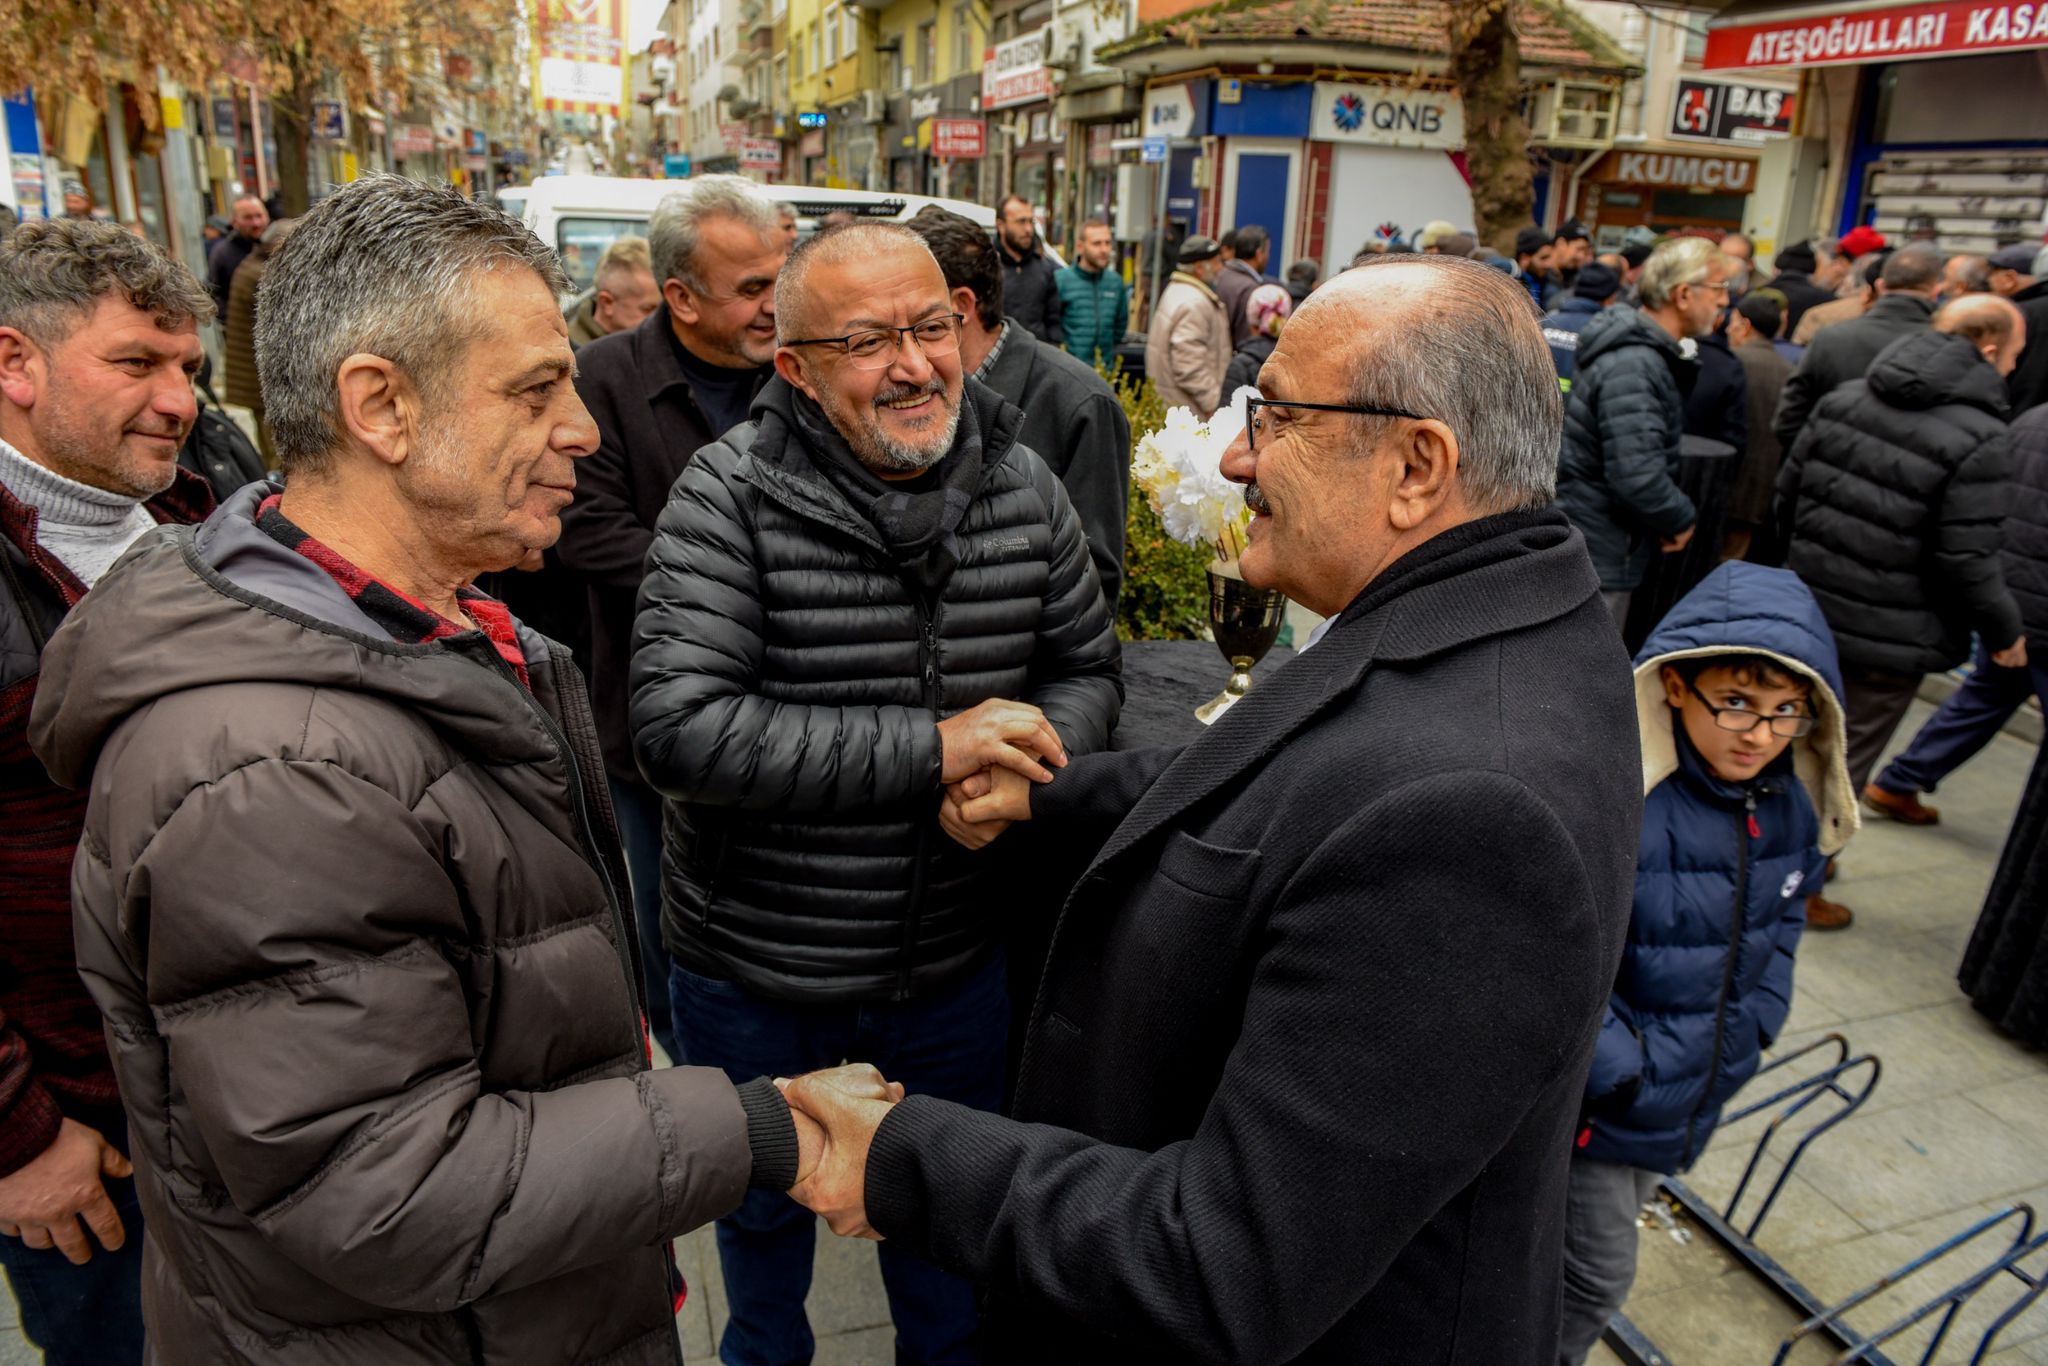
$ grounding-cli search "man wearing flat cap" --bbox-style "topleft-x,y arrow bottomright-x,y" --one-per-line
1146,235 -> 1233,418
1989,241 -> 2048,414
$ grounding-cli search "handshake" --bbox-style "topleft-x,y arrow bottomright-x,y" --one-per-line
776,1063 -> 906,1239
934,697 -> 1060,850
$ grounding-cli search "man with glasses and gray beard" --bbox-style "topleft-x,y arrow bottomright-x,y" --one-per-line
629,222 -> 1121,1366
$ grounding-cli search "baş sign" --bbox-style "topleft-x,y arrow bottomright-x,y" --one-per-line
1705,0 -> 2048,67
1309,82 -> 1463,151
1668,78 -> 1795,143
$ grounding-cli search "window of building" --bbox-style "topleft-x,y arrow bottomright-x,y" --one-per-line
843,7 -> 858,61
917,21 -> 935,84
811,23 -> 823,76
824,4 -> 839,65
953,4 -> 974,73
774,52 -> 788,96
792,30 -> 803,78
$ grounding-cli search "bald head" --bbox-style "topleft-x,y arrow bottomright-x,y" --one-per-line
1935,293 -> 2027,376
776,223 -> 940,344
1291,256 -> 1562,512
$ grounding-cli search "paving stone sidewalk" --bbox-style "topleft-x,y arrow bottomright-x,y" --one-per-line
3,702 -> 2038,1366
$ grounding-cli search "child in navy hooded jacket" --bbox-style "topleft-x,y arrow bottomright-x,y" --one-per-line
1558,562 -> 1858,1364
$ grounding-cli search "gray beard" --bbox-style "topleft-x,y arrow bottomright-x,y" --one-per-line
857,403 -> 960,473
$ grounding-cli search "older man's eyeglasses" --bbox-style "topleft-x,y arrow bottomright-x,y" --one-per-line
784,314 -> 965,371
1685,677 -> 1815,737
1243,393 -> 1429,452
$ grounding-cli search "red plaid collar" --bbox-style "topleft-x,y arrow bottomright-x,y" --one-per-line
255,494 -> 529,688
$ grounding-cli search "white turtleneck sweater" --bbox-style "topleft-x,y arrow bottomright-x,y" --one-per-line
0,437 -> 158,588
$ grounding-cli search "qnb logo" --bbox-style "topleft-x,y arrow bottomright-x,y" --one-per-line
1331,93 -> 1366,132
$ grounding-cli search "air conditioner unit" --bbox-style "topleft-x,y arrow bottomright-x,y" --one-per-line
860,89 -> 887,124
1527,80 -> 1619,150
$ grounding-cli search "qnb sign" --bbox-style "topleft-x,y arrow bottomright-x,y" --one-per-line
1612,152 -> 1757,192
1310,81 -> 1464,151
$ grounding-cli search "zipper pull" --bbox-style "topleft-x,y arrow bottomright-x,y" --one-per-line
1746,792 -> 1760,840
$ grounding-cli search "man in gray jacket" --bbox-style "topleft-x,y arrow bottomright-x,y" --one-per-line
28,175 -> 838,1365
630,221 -> 1121,1366
909,204 -> 1130,608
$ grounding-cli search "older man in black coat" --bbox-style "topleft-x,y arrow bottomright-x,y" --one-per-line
1773,243 -> 1942,453
781,256 -> 1642,1365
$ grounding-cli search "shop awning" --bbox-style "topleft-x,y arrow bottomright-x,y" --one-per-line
1704,0 -> 2048,69
1098,0 -> 1635,75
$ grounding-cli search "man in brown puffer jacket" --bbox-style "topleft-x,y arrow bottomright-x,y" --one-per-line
221,217 -> 297,466
27,174 -> 850,1365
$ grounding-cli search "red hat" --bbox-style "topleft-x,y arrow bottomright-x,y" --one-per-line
1838,225 -> 1889,258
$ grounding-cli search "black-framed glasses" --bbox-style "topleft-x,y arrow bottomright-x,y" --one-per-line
1243,394 -> 1430,452
1685,677 -> 1815,738
783,313 -> 965,371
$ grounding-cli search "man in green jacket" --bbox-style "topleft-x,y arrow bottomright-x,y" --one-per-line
1056,219 -> 1130,368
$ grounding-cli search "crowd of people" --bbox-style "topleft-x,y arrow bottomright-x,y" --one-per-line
0,174 -> 2043,1366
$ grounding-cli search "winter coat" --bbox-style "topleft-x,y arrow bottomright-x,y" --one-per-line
1145,273 -> 1231,418
1791,292 -> 1867,347
1556,305 -> 1697,591
1774,292 -> 1936,452
1728,338 -> 1793,527
558,307 -> 772,783
862,508 -> 1641,1365
0,468 -> 212,1177
1771,270 -> 1835,336
2006,278 -> 2048,416
1582,562 -> 1856,1175
1055,263 -> 1129,368
1222,332 -> 1275,397
1000,238 -> 1064,347
629,377 -> 1122,1004
206,233 -> 257,319
1540,297 -> 1605,387
2004,404 -> 2048,644
1775,328 -> 2025,673
1686,332 -> 1749,461
565,289 -> 606,348
981,320 -> 1131,608
26,485 -> 785,1364
1213,258 -> 1265,346
222,240 -> 276,412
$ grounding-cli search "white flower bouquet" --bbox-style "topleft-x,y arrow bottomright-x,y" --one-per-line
1130,386 -> 1261,567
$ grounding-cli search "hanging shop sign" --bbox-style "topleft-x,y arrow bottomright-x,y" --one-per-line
1143,82 -> 1200,138
1667,78 -> 1796,143
1705,0 -> 2048,69
1309,81 -> 1462,152
981,30 -> 1052,111
533,0 -> 626,115
740,138 -> 782,170
391,124 -> 437,157
1594,150 -> 1758,192
932,117 -> 986,158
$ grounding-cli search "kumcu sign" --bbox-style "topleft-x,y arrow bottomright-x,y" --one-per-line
1668,78 -> 1796,144
1599,152 -> 1758,192
1704,0 -> 2048,68
1309,82 -> 1463,151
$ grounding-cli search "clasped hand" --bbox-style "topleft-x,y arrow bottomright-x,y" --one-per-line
780,1064 -> 903,1239
935,699 -> 1058,850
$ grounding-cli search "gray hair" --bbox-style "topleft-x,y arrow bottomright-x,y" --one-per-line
256,174 -> 567,476
0,217 -> 213,347
648,175 -> 780,293
1340,255 -> 1562,513
1637,237 -> 1721,310
775,222 -> 937,345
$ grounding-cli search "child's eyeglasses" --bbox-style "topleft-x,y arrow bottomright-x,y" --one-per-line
1686,677 -> 1815,738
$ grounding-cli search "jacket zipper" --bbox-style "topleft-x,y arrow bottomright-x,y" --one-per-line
1682,788 -> 1755,1167
896,590 -> 943,1002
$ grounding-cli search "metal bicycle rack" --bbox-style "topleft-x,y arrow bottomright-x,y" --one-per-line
1600,1033 -> 2048,1364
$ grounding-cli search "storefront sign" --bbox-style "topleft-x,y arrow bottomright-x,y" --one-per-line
982,30 -> 1051,111
391,124 -> 436,157
741,138 -> 783,170
932,117 -> 985,158
799,129 -> 825,157
1310,81 -> 1462,151
311,100 -> 345,141
212,97 -> 239,142
1143,82 -> 1200,138
910,94 -> 942,121
1668,78 -> 1795,143
1596,151 -> 1757,191
1705,0 -> 2048,68
722,121 -> 748,149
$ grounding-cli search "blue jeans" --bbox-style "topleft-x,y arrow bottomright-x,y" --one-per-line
1875,642 -> 2048,797
609,777 -> 678,1060
670,955 -> 1006,1366
0,1109 -> 144,1365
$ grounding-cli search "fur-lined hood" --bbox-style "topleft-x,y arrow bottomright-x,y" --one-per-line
1632,562 -> 1860,855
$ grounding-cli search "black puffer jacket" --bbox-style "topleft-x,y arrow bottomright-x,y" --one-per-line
1773,293 -> 1935,453
631,377 -> 1122,1003
2006,404 -> 2048,643
1556,305 -> 1697,591
1775,329 -> 2024,673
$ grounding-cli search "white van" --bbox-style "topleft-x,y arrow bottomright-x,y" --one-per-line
519,175 -> 1005,295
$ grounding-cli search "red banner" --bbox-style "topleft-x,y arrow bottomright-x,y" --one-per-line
931,118 -> 986,159
1705,0 -> 2048,68
533,0 -> 625,116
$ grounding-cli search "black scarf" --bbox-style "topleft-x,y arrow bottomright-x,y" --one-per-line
788,385 -> 985,589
